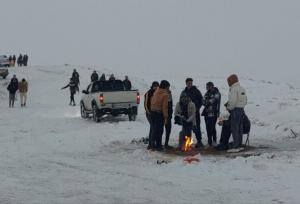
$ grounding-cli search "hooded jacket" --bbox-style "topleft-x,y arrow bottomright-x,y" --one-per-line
19,81 -> 28,93
150,88 -> 169,119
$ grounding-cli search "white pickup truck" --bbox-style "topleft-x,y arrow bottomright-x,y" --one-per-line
80,80 -> 140,122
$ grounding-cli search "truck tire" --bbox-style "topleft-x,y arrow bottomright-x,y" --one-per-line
80,102 -> 88,119
128,114 -> 137,121
92,104 -> 100,122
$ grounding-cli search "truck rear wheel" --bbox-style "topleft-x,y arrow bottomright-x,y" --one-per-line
92,104 -> 100,122
80,102 -> 88,119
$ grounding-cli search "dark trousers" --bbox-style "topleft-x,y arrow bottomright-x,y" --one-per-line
146,113 -> 153,147
164,118 -> 172,146
204,116 -> 218,145
194,110 -> 202,143
150,111 -> 164,148
9,93 -> 15,107
231,108 -> 245,148
219,122 -> 231,148
70,93 -> 75,105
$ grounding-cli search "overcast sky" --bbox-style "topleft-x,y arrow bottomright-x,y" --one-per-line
1,0 -> 300,84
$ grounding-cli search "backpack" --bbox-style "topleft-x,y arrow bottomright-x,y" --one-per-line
243,114 -> 251,134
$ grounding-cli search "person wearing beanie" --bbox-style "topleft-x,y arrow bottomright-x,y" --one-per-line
150,80 -> 170,151
144,81 -> 159,150
180,78 -> 204,148
202,82 -> 221,146
226,74 -> 247,150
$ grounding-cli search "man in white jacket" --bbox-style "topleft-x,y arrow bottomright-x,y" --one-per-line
226,74 -> 247,149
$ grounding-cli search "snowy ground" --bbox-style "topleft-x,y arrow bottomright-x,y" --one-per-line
0,65 -> 300,204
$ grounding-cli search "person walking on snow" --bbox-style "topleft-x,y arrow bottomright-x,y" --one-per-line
181,78 -> 204,148
17,54 -> 23,67
226,74 -> 247,150
7,75 -> 19,107
12,55 -> 16,67
99,74 -> 106,81
150,80 -> 170,151
19,78 -> 28,107
144,81 -> 159,150
61,78 -> 77,106
202,82 -> 221,146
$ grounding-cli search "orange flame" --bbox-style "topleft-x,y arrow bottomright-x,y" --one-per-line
183,136 -> 193,151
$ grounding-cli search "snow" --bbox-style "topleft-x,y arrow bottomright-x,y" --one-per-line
1,65 -> 300,204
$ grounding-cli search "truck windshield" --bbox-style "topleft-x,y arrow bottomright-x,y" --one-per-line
92,80 -> 125,92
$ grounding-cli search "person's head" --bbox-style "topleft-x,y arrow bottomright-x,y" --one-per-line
159,80 -> 170,90
185,78 -> 193,89
125,75 -> 129,80
93,70 -> 96,73
73,69 -> 76,72
13,74 -> 16,78
227,74 -> 239,87
151,81 -> 159,90
22,78 -> 26,82
180,92 -> 191,105
206,81 -> 214,91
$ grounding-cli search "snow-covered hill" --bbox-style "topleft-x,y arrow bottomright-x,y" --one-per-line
0,65 -> 300,204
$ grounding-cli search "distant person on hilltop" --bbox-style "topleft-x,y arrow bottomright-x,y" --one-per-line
23,54 -> 28,66
19,78 -> 28,107
17,54 -> 23,67
7,75 -> 19,108
8,55 -> 13,67
61,78 -> 77,106
108,74 -> 116,81
12,55 -> 16,67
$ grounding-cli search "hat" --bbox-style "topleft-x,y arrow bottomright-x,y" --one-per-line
185,78 -> 193,83
151,81 -> 159,88
159,80 -> 170,89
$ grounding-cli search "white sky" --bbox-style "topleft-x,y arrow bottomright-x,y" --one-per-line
1,0 -> 300,84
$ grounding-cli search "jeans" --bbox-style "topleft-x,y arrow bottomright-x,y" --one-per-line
230,108 -> 245,148
150,111 -> 164,148
9,93 -> 15,107
194,110 -> 202,143
164,118 -> 172,146
204,116 -> 218,145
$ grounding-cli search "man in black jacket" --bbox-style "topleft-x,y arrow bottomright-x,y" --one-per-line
164,89 -> 173,149
181,78 -> 203,148
123,76 -> 132,90
202,82 -> 221,146
72,69 -> 80,92
7,75 -> 19,107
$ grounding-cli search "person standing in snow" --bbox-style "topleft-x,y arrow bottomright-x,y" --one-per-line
7,75 -> 19,107
144,81 -> 159,150
150,80 -> 170,151
8,55 -> 13,67
123,75 -> 132,91
109,74 -> 116,81
61,78 -> 77,106
174,93 -> 196,150
12,55 -> 16,67
19,78 -> 28,107
17,54 -> 23,67
91,70 -> 99,82
23,54 -> 28,66
202,82 -> 221,146
181,78 -> 204,148
164,89 -> 173,149
71,69 -> 80,92
226,74 -> 247,150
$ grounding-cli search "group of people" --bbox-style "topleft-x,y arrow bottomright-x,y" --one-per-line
90,71 -> 132,90
7,75 -> 29,107
8,54 -> 29,67
144,74 -> 248,152
61,69 -> 133,106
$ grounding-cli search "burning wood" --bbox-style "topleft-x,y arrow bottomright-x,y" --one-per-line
182,136 -> 193,152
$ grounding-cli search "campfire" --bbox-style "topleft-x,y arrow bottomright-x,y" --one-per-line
182,136 -> 193,152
